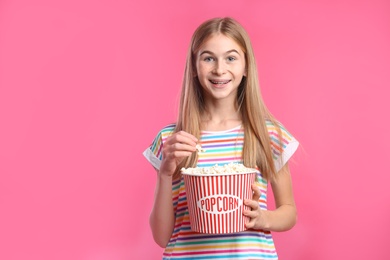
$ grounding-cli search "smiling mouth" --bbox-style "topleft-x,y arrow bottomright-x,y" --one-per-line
209,80 -> 231,84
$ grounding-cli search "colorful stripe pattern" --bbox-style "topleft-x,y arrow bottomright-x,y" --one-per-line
144,120 -> 298,259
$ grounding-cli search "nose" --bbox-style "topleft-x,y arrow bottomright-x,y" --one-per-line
213,60 -> 226,75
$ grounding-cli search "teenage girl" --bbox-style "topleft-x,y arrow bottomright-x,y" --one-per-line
143,17 -> 299,259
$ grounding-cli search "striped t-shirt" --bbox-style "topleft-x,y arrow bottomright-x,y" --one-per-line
143,120 -> 299,259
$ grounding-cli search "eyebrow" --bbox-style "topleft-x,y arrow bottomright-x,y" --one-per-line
199,49 -> 241,56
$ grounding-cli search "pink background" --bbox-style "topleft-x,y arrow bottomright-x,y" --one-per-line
1,0 -> 389,259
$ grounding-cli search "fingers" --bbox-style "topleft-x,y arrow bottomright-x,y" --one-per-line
245,218 -> 256,229
165,131 -> 198,152
244,198 -> 259,212
161,131 -> 199,172
243,205 -> 258,229
243,204 -> 258,217
251,183 -> 261,201
164,143 -> 196,157
169,131 -> 198,144
159,131 -> 200,176
243,184 -> 262,229
176,130 -> 198,143
243,184 -> 261,212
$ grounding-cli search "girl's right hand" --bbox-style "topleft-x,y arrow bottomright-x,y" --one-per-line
159,131 -> 198,177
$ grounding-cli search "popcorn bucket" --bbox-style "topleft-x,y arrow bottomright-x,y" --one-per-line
183,171 -> 257,234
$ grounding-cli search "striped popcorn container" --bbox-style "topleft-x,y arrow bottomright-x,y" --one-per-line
182,171 -> 258,234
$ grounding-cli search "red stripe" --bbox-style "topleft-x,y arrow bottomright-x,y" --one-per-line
185,175 -> 194,231
169,248 -> 277,256
210,176 -> 214,233
202,137 -> 244,144
215,176 -> 219,234
191,176 -> 198,231
198,176 -> 203,232
222,176 -> 226,234
246,173 -> 252,227
235,174 -> 240,232
195,175 -> 201,232
202,176 -> 208,233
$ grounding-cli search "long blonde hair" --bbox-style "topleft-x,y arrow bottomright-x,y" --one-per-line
174,17 -> 282,181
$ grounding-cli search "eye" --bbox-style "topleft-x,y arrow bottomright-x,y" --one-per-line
227,56 -> 236,62
204,56 -> 215,62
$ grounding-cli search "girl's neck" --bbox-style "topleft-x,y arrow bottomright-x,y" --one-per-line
201,105 -> 242,131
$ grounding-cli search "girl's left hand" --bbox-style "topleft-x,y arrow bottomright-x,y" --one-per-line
243,183 -> 268,230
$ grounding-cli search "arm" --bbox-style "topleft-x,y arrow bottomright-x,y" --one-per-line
244,163 -> 297,232
149,131 -> 198,247
149,172 -> 175,248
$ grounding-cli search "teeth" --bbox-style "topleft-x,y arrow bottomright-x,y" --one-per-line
211,80 -> 229,84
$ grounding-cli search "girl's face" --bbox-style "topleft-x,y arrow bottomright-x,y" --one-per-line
195,33 -> 246,104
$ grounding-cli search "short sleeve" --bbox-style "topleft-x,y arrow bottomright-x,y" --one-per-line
143,124 -> 176,170
266,120 -> 299,172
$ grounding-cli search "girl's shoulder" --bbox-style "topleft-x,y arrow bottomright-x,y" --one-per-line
158,123 -> 176,133
152,123 -> 176,142
264,119 -> 299,171
265,119 -> 297,148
